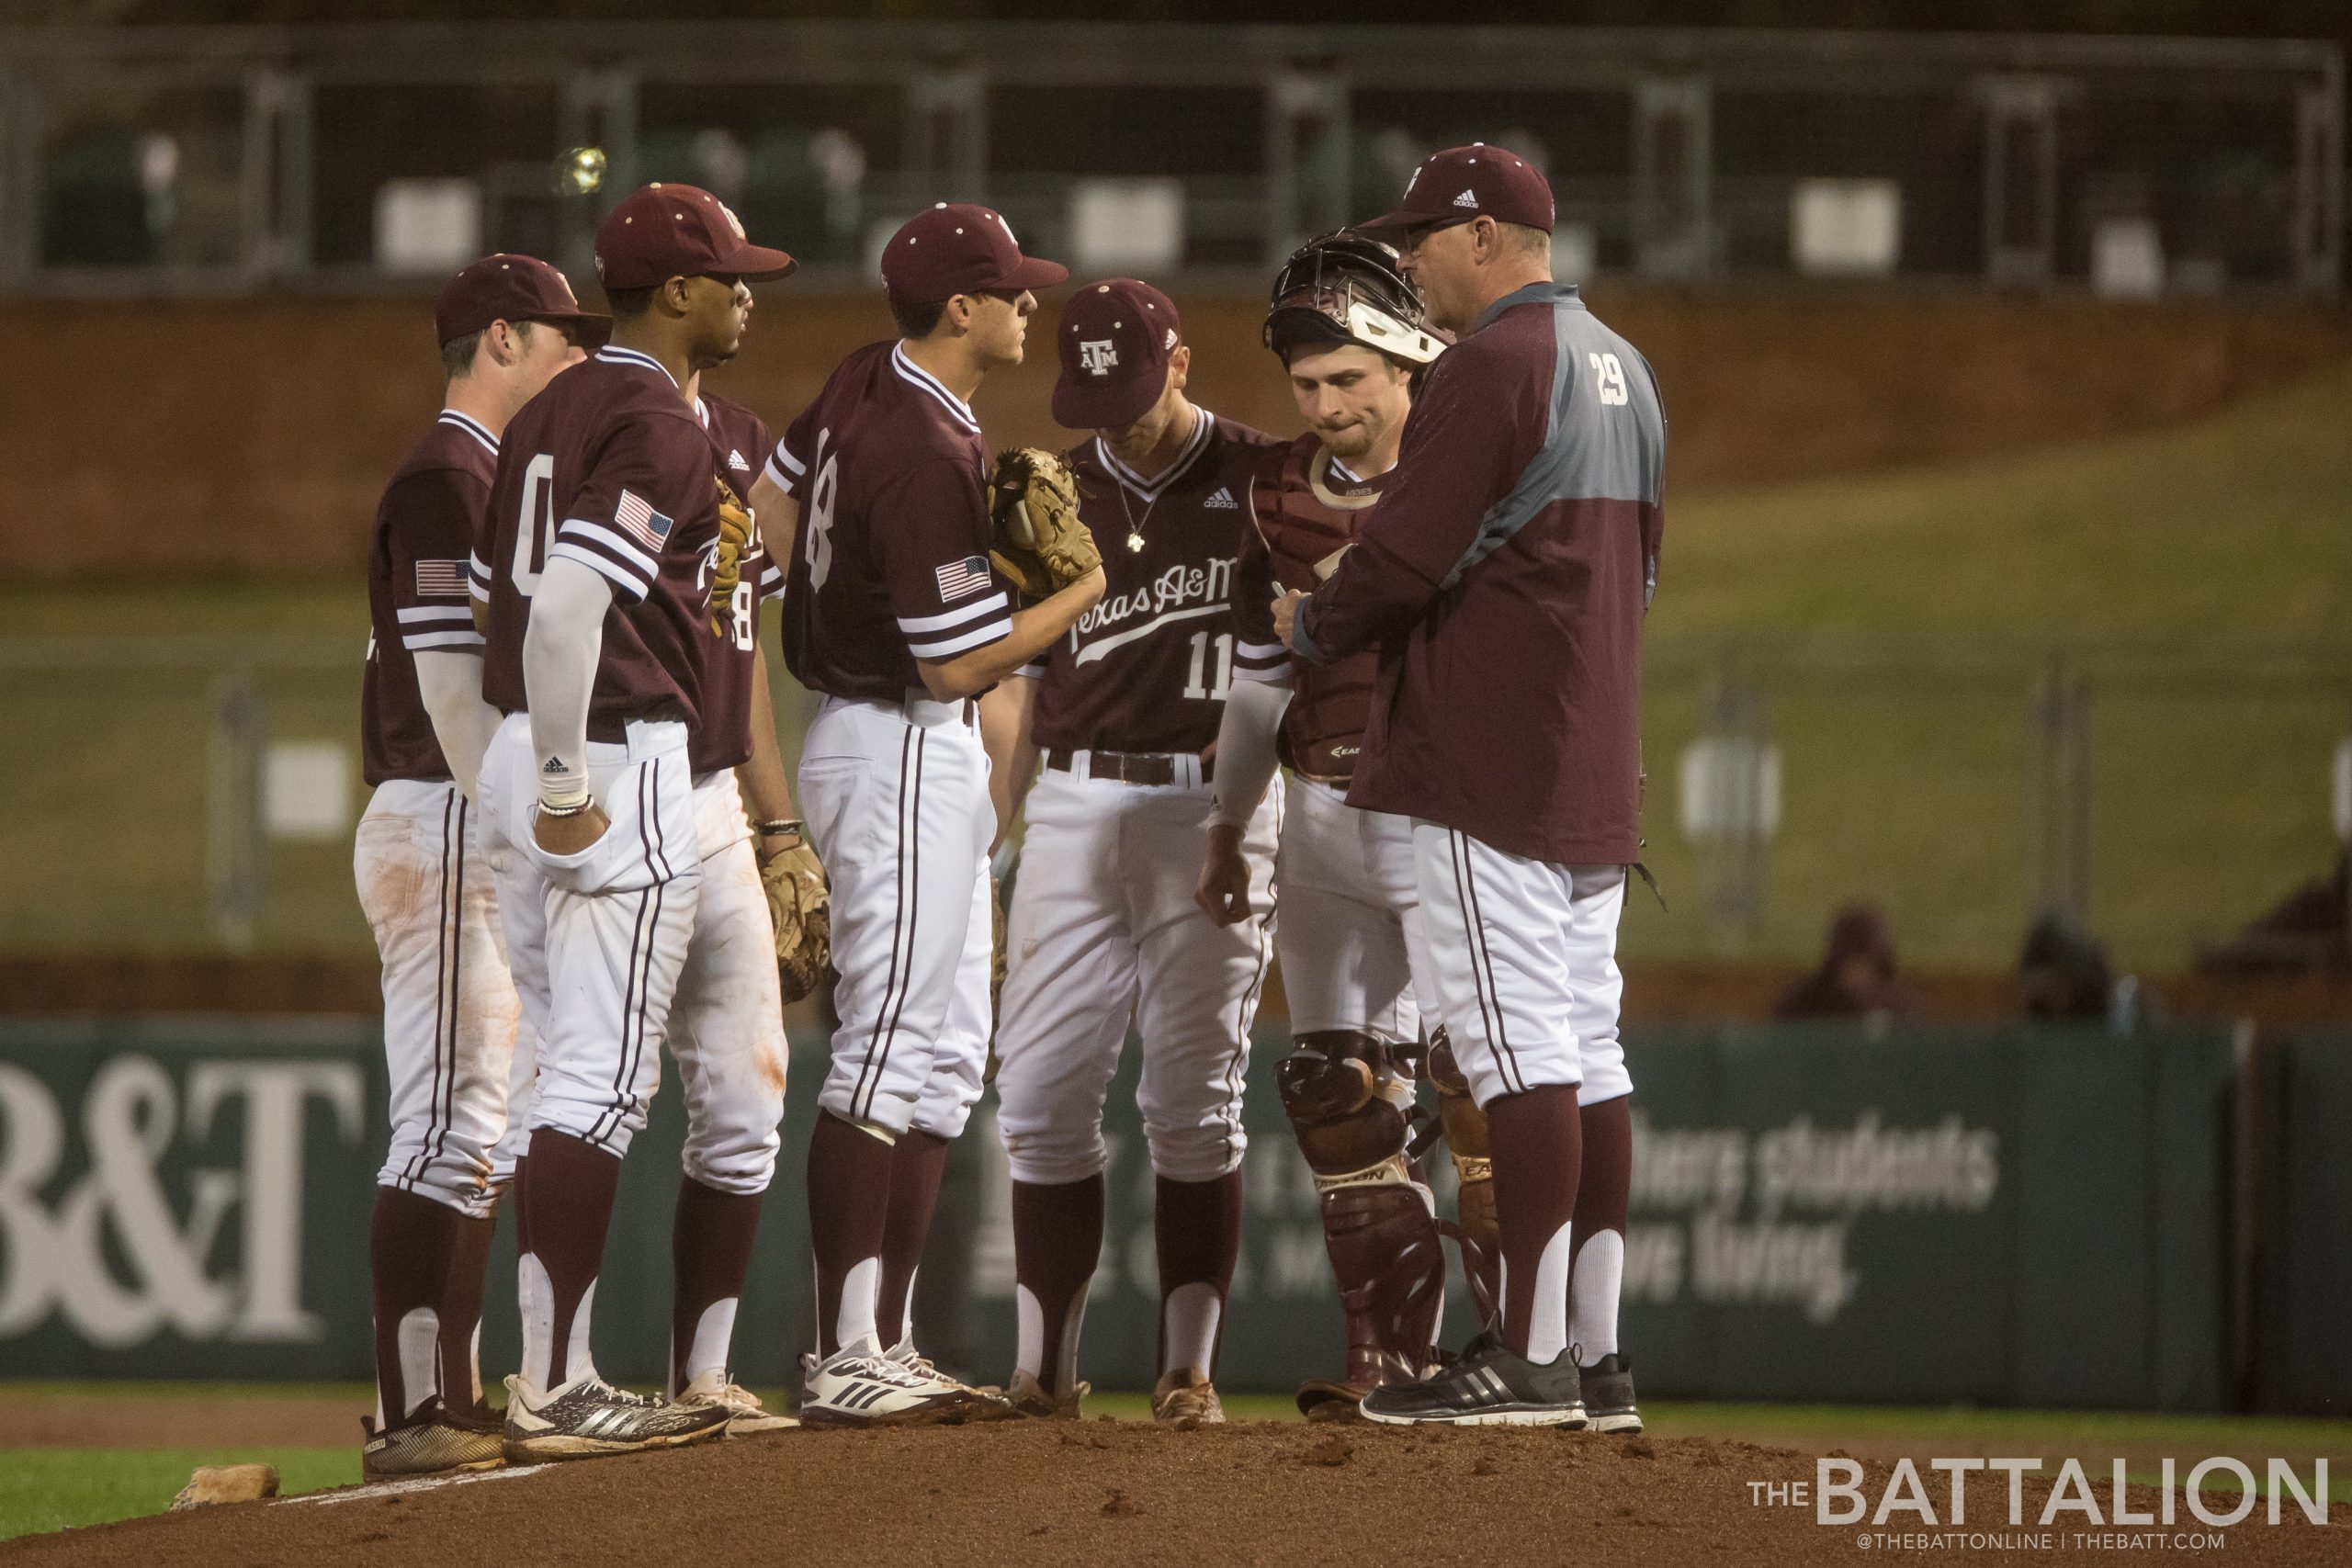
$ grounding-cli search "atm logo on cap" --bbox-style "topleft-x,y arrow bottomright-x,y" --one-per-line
1079,340 -> 1117,374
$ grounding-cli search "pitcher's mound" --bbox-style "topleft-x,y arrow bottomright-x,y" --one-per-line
2,1421 -> 2330,1567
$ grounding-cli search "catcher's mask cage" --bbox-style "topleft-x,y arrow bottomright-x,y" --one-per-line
1263,231 -> 1445,367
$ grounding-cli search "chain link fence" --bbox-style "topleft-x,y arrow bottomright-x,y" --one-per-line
3,635 -> 2344,968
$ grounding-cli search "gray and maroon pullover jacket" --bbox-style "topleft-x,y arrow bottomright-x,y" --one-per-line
1292,282 -> 1665,866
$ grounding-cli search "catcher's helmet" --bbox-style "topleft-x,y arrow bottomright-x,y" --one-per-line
1263,231 -> 1445,366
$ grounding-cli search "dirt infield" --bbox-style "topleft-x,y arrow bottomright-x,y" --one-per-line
5,1422 -> 2341,1567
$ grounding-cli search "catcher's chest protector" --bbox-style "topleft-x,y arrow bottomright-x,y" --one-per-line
1250,440 -> 1382,784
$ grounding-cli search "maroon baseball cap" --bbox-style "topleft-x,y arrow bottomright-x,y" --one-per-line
1052,279 -> 1182,431
434,253 -> 609,347
1361,143 -> 1555,235
881,202 -> 1068,308
592,183 -> 797,291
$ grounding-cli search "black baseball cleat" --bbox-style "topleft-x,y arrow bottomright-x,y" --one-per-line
1359,1332 -> 1588,1427
1577,1352 -> 1643,1434
502,1372 -> 730,1461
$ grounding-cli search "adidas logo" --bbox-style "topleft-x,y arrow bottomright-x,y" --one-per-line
1204,487 -> 1238,510
541,756 -> 567,774
727,449 -> 751,471
1453,188 -> 1479,209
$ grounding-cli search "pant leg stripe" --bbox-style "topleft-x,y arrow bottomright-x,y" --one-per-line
425,791 -> 469,1174
1458,835 -> 1524,1094
589,883 -> 657,1147
400,789 -> 459,1188
1216,788 -> 1281,1169
1449,830 -> 1522,1096
852,725 -> 923,1121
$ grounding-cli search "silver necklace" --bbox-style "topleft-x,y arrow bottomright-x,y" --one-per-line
1105,410 -> 1200,553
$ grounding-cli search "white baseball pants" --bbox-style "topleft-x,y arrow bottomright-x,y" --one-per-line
993,766 -> 1279,1186
1274,776 -> 1436,1044
798,694 -> 994,1141
668,773 -> 788,1193
477,713 -> 700,1159
1411,824 -> 1632,1111
356,778 -> 523,1219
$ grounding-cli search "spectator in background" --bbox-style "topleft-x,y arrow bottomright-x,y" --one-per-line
1776,904 -> 1914,1023
2018,913 -> 2116,1021
2196,849 -> 2349,974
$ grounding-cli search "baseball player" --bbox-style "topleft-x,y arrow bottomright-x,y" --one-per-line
1197,232 -> 1479,1423
472,183 -> 795,1459
745,204 -> 1102,1425
1275,145 -> 1659,1430
650,370 -> 809,1432
356,254 -> 599,1480
988,280 -> 1285,1426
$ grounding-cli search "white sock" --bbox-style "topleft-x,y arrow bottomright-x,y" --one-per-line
1525,1220 -> 1575,1365
1160,1280 -> 1222,1378
1014,1282 -> 1091,1388
831,1255 -> 880,1354
1568,1229 -> 1625,1364
395,1307 -> 439,1421
516,1252 -> 553,1394
563,1279 -> 597,1385
681,1297 -> 739,1394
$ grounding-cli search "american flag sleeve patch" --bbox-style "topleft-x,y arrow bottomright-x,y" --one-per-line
934,554 -> 994,603
614,489 -> 676,553
414,559 -> 469,597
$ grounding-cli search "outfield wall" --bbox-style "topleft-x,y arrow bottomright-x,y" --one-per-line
4,286 -> 2347,580
0,1016 -> 2311,1411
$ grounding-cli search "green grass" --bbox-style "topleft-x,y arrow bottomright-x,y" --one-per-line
4,362 -> 2348,964
0,1448 -> 359,1540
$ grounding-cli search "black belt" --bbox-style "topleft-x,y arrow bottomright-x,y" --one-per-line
1045,748 -> 1213,786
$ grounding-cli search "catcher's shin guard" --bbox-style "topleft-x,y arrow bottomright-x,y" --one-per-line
1428,1030 -> 1501,1327
1278,1031 -> 1444,1416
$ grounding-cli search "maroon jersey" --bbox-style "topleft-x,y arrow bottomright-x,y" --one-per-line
363,410 -> 499,786
1024,411 -> 1283,756
1231,434 -> 1391,783
474,345 -> 723,738
688,390 -> 775,775
769,341 -> 1010,703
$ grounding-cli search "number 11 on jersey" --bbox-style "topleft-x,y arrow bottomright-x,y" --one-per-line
1184,629 -> 1234,701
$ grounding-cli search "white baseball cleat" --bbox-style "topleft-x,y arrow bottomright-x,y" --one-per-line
798,1337 -> 990,1427
673,1371 -> 799,1434
501,1372 -> 730,1461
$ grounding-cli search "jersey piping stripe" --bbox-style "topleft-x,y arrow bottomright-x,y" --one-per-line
1091,406 -> 1215,502
890,344 -> 982,434
772,444 -> 808,477
438,410 -> 499,457
760,455 -> 801,499
896,592 -> 1010,635
399,604 -> 477,625
403,628 -> 487,651
904,616 -> 1011,660
595,344 -> 680,389
557,519 -> 661,580
548,540 -> 650,604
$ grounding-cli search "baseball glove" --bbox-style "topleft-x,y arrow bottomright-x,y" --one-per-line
709,477 -> 753,638
756,835 -> 831,1004
987,447 -> 1099,600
